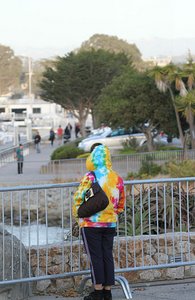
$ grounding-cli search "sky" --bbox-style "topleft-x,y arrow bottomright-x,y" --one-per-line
1,0 -> 195,59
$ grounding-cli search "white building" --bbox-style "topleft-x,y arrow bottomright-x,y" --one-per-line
143,56 -> 172,67
0,97 -> 69,145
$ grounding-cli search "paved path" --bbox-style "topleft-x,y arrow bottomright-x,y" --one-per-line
0,142 -> 60,185
29,282 -> 195,300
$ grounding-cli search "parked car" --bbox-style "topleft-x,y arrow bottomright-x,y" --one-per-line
85,126 -> 112,139
78,127 -> 146,152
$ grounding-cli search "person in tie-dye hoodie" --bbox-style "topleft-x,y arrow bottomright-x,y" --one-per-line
73,145 -> 125,300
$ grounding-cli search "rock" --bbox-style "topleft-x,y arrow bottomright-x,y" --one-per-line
34,269 -> 51,292
0,226 -> 30,299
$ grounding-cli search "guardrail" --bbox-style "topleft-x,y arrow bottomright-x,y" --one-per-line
0,142 -> 31,167
0,177 -> 195,298
39,149 -> 195,178
1,147 -> 195,181
0,136 -> 50,168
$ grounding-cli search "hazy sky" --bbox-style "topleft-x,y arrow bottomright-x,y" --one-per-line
1,0 -> 195,58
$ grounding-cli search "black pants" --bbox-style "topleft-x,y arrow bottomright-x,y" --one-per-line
17,161 -> 23,174
81,227 -> 116,286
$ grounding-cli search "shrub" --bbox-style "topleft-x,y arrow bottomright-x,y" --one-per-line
122,137 -> 140,151
119,184 -> 195,236
138,143 -> 148,153
51,144 -> 84,160
77,153 -> 90,159
139,159 -> 162,177
126,171 -> 139,180
162,160 -> 195,177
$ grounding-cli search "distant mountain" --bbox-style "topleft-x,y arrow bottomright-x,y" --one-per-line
13,37 -> 195,63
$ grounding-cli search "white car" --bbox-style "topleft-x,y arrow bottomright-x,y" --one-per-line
86,126 -> 112,139
78,128 -> 112,151
78,128 -> 146,152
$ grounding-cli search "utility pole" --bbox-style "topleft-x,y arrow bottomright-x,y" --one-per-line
28,57 -> 33,98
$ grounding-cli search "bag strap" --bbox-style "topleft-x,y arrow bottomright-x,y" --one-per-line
90,171 -> 97,182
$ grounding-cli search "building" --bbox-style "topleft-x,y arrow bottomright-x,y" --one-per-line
143,56 -> 172,67
0,97 -> 68,145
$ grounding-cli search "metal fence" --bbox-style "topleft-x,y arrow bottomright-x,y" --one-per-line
0,136 -> 49,168
39,149 -> 195,178
1,177 -> 195,298
1,148 -> 195,182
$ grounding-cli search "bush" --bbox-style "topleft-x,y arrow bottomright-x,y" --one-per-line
139,159 -> 162,177
119,184 -> 195,236
51,144 -> 84,160
72,137 -> 83,147
122,137 -> 140,151
162,160 -> 195,177
126,171 -> 139,180
77,153 -> 90,159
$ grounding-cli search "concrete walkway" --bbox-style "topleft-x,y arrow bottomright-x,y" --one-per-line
0,142 -> 60,185
29,281 -> 195,300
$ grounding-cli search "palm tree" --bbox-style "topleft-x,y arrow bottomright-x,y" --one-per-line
149,64 -> 185,147
176,54 -> 195,149
176,91 -> 195,148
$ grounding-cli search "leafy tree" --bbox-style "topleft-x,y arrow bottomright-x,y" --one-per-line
32,59 -> 57,97
79,34 -> 144,70
40,50 -> 129,135
96,68 -> 176,151
0,45 -> 22,95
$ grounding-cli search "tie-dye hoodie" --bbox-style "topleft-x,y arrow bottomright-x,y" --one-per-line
73,145 -> 125,228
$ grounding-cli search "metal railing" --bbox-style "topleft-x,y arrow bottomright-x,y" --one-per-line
39,149 -> 195,178
0,143 -> 31,167
0,177 -> 195,298
0,136 -> 50,168
1,148 -> 195,182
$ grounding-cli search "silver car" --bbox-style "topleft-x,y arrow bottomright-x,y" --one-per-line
78,128 -> 146,152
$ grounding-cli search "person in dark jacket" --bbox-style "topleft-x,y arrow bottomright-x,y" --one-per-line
64,123 -> 72,139
34,131 -> 41,153
73,145 -> 125,300
49,128 -> 55,146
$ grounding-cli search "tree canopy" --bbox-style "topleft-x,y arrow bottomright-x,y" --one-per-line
96,68 -> 177,151
0,44 -> 22,95
79,34 -> 143,69
40,49 -> 129,134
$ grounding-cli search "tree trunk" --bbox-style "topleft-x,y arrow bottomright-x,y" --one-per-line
91,110 -> 97,129
168,87 -> 184,147
72,102 -> 90,137
77,115 -> 87,137
143,127 -> 155,152
187,109 -> 195,149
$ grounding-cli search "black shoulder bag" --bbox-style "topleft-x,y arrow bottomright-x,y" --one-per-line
77,171 -> 109,218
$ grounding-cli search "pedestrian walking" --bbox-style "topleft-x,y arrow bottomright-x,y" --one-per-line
75,122 -> 80,138
57,125 -> 63,145
64,123 -> 72,139
49,128 -> 55,146
73,145 -> 125,300
15,144 -> 24,174
34,130 -> 41,153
